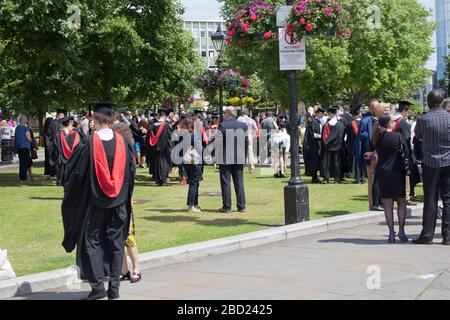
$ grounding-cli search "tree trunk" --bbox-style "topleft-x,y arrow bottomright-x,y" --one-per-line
103,67 -> 113,101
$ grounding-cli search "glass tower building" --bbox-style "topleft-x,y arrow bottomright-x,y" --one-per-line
436,0 -> 450,81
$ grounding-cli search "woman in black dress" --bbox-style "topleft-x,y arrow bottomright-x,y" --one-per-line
372,114 -> 409,243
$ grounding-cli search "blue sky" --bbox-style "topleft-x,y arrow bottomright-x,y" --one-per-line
180,0 -> 223,21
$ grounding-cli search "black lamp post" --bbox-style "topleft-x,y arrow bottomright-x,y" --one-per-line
264,88 -> 269,112
284,0 -> 309,224
211,26 -> 226,122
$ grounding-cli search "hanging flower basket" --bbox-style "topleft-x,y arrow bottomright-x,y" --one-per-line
285,0 -> 350,41
226,0 -> 278,46
219,69 -> 250,93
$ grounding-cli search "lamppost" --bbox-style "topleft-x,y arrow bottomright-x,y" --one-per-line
284,0 -> 309,224
422,85 -> 427,113
264,88 -> 269,112
211,26 -> 226,122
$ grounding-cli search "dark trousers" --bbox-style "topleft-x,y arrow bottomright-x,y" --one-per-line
323,150 -> 341,182
18,148 -> 31,181
185,164 -> 202,206
420,165 -> 450,242
83,205 -> 127,297
372,176 -> 382,207
220,165 -> 246,211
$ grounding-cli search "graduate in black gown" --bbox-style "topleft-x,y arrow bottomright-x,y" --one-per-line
46,108 -> 67,179
340,105 -> 354,178
146,108 -> 173,186
61,103 -> 135,300
303,108 -> 325,183
393,101 -> 421,204
321,106 -> 346,184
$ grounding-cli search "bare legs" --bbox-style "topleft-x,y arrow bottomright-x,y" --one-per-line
121,246 -> 141,283
383,197 -> 408,242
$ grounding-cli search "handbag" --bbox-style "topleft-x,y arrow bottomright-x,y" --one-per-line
183,146 -> 201,165
398,134 -> 411,176
39,135 -> 46,148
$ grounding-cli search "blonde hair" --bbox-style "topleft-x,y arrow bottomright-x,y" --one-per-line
374,103 -> 390,118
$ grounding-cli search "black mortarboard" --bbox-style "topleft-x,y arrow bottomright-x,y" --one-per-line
158,108 -> 168,115
211,112 -> 219,119
328,106 -> 338,115
61,116 -> 74,127
351,103 -> 363,115
56,107 -> 68,116
116,108 -> 127,114
398,100 -> 413,112
150,113 -> 156,117
194,109 -> 203,115
316,107 -> 325,114
94,102 -> 115,117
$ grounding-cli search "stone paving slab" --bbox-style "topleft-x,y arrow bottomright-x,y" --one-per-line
10,207 -> 450,300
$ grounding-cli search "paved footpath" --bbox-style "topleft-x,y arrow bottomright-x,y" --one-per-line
12,211 -> 450,300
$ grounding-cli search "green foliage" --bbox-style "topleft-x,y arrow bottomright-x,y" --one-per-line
219,0 -> 434,107
0,0 -> 202,116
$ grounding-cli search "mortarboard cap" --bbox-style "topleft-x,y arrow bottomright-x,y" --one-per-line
398,100 -> 413,112
193,109 -> 203,115
211,112 -> 219,119
186,111 -> 194,118
328,106 -> 338,115
316,107 -> 325,114
61,116 -> 74,127
93,102 -> 115,117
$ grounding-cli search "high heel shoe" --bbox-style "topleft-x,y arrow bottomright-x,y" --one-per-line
119,271 -> 131,281
388,232 -> 396,243
398,231 -> 409,243
130,272 -> 142,284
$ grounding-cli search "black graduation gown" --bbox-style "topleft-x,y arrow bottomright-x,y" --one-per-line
55,130 -> 82,185
321,120 -> 345,181
146,120 -> 172,185
396,119 -> 421,188
61,133 -> 135,284
46,119 -> 62,168
340,113 -> 353,175
303,118 -> 322,176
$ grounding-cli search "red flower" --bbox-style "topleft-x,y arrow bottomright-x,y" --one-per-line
345,28 -> 352,37
324,7 -> 332,16
306,23 -> 313,32
264,32 -> 272,39
299,17 -> 306,25
250,15 -> 257,21
287,22 -> 294,35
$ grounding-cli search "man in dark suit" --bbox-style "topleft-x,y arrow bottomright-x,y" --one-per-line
215,107 -> 248,213
413,90 -> 450,245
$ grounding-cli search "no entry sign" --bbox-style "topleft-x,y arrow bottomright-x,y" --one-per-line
279,28 -> 306,71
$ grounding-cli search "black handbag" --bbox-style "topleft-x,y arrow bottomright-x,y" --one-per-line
398,134 -> 411,176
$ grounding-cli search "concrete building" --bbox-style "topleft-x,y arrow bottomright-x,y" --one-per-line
184,20 -> 226,69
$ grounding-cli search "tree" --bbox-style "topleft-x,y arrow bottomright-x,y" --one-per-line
219,0 -> 434,106
0,0 -> 202,120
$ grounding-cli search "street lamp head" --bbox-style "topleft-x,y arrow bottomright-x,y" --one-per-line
211,25 -> 226,54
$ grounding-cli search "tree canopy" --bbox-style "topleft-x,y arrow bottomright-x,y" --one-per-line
0,0 -> 202,116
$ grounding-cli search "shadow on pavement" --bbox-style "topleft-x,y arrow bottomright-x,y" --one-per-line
16,291 -> 88,300
141,214 -> 281,228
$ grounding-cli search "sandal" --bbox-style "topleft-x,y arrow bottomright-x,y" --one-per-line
119,271 -> 131,281
130,272 -> 142,284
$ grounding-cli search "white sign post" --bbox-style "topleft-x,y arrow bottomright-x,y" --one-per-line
279,28 -> 306,71
276,6 -> 292,27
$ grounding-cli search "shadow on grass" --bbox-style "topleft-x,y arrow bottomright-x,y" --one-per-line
0,173 -> 57,187
141,214 -> 281,228
314,210 -> 352,218
30,196 -> 63,201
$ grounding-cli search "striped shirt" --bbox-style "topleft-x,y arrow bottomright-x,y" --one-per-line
414,107 -> 450,168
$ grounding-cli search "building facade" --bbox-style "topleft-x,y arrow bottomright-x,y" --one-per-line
184,20 -> 226,69
436,0 -> 450,81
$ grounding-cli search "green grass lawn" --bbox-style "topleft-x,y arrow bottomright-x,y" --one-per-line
0,165 -> 423,276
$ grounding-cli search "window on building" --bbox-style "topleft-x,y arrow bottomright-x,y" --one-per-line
209,51 -> 215,58
201,51 -> 207,57
201,31 -> 206,38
